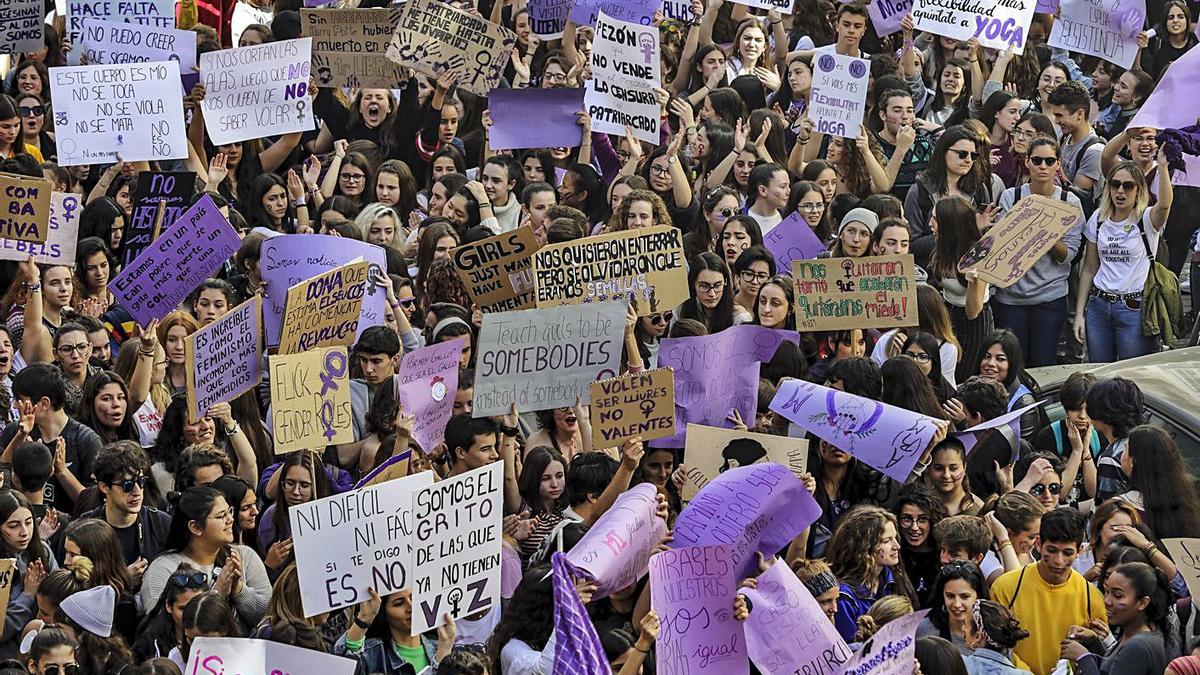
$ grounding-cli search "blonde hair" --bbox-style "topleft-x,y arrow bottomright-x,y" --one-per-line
354,203 -> 402,248
854,595 -> 915,642
1098,161 -> 1150,223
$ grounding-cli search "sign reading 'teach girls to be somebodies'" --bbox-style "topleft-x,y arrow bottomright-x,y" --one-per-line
586,12 -> 661,145
808,51 -> 869,139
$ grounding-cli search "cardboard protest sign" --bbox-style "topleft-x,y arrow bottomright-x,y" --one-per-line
681,425 -> 808,502
527,0 -> 571,38
840,610 -> 927,675
0,192 -> 79,265
586,13 -> 661,145
291,470 -> 434,616
565,483 -> 667,598
394,337 -> 466,454
81,18 -> 198,71
809,51 -> 869,139
260,235 -> 388,347
730,0 -> 790,16
186,637 -> 356,675
742,562 -> 852,675
386,0 -> 518,96
0,173 -> 51,244
957,194 -> 1081,288
1048,0 -> 1143,69
651,545 -> 749,675
303,8 -> 408,89
570,0 -> 661,27
355,452 -> 413,489
534,226 -> 686,315
1163,539 -> 1200,596
185,296 -> 262,421
125,171 -> 196,267
200,38 -> 316,146
411,462 -> 504,633
912,0 -> 1035,51
278,261 -> 369,355
1131,41 -> 1200,130
770,379 -> 940,483
472,300 -> 626,417
66,0 -> 175,65
955,399 -> 1043,455
488,88 -> 585,150
590,368 -> 676,448
0,0 -> 43,55
49,61 -> 188,166
868,0 -> 912,36
110,195 -> 241,327
762,212 -> 827,271
791,254 -> 917,331
672,463 -> 820,579
451,227 -> 540,312
269,346 -> 354,453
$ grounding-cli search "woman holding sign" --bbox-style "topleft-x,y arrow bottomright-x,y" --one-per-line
928,196 -> 993,382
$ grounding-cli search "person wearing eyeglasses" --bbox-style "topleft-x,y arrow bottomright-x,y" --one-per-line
51,323 -> 98,416
731,246 -> 775,324
26,627 -> 77,675
82,442 -> 171,570
132,564 -> 207,662
904,126 -> 994,247
676,252 -> 736,335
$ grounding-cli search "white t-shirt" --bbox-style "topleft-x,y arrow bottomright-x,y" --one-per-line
748,208 -> 782,235
134,398 -> 163,448
1085,210 -> 1159,295
230,2 -> 273,47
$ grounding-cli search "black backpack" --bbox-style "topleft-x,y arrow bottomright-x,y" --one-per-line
1061,134 -> 1105,219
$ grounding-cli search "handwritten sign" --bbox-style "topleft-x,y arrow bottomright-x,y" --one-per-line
411,462 -> 503,633
570,0 -> 661,27
527,0 -> 571,38
81,18 -> 197,71
0,0 -> 42,54
66,0 -> 175,65
303,8 -> 408,89
472,301 -> 626,417
0,172 -> 51,244
565,483 -> 667,598
200,38 -> 316,146
589,368 -> 676,448
125,171 -> 196,267
869,0 -> 913,36
269,346 -> 354,454
840,610 -> 927,675
394,337 -> 466,454
809,51 -> 869,139
681,425 -> 808,502
110,195 -> 241,327
386,0 -> 517,96
0,192 -> 79,265
1163,539 -> 1200,597
186,296 -> 262,422
912,0 -> 1034,51
1048,0 -> 1143,69
586,12 -> 661,144
958,194 -> 1080,288
49,61 -> 188,166
762,212 -> 827,271
651,545 -> 749,675
278,261 -> 369,355
186,638 -> 356,675
451,227 -> 539,312
742,562 -> 852,675
291,471 -> 434,616
791,254 -> 917,331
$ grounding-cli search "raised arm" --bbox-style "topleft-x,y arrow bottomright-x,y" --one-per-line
1150,150 -> 1172,230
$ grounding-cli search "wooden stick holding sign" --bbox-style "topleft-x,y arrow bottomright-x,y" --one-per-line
589,368 -> 676,448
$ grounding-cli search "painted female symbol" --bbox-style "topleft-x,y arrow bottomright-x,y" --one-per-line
319,349 -> 348,396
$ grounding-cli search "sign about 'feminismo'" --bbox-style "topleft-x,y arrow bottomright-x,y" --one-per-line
186,296 -> 262,421
791,254 -> 917,331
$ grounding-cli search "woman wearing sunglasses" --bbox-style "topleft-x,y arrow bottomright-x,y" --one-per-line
15,93 -> 53,163
905,126 -> 995,248
1074,154 -> 1172,362
1013,453 -> 1066,511
633,310 -> 672,369
27,627 -> 77,675
133,564 -> 207,662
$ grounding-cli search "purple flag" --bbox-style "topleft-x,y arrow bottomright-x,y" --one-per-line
564,483 -> 667,598
1131,44 -> 1200,130
671,463 -> 820,579
110,194 -> 240,327
956,399 -> 1043,454
489,88 -> 585,150
867,0 -> 911,36
741,562 -> 851,675
769,379 -> 940,483
839,610 -> 928,675
569,0 -> 661,27
651,545 -> 749,675
762,211 -> 827,272
552,553 -> 611,675
394,337 -> 466,454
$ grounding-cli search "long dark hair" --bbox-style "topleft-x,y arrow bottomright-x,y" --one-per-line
928,195 -> 979,281
0,491 -> 46,566
163,486 -> 228,559
923,127 -> 985,197
517,446 -> 567,516
244,174 -> 295,232
677,251 -> 735,334
134,563 -> 203,659
1126,426 -> 1200,540
927,58 -> 972,127
78,197 -> 128,252
270,451 -> 330,547
928,560 -> 988,637
1107,562 -> 1172,632
902,331 -> 955,402
973,329 -> 1024,390
486,564 -> 555,667
210,475 -> 257,550
64,519 -> 133,595
78,371 -> 139,444
881,357 -> 945,419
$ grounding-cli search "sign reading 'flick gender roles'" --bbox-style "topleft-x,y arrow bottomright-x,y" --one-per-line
791,254 -> 917,331
269,346 -> 354,454
200,38 -> 316,145
0,192 -> 80,266
586,13 -> 661,144
958,194 -> 1082,288
303,8 -> 408,89
387,0 -> 517,96
186,296 -> 262,422
808,51 -> 869,139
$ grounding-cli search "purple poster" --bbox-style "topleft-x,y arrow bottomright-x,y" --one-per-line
489,88 -> 585,150
671,463 -> 820,579
564,483 -> 667,599
527,0 -> 570,38
1036,0 -> 1058,12
650,545 -> 749,675
1130,43 -> 1200,130
394,337 -> 466,454
762,211 -> 827,272
956,399 -> 1043,454
651,325 -> 797,448
741,562 -> 851,675
769,379 -> 939,483
867,0 -> 911,36
110,194 -> 240,327
260,234 -> 388,347
839,610 -> 927,675
569,0 -> 661,28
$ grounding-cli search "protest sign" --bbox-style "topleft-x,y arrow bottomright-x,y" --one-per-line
527,0 -> 571,38
809,51 -> 870,138
912,0 -> 1035,51
355,451 -> 413,490
451,227 -> 540,312
731,0 -> 792,15
1037,0 -> 1058,11
0,559 -> 12,626
661,0 -> 692,20
110,195 -> 240,327
0,173 -> 51,244
488,88 -> 585,150
185,296 -> 262,422
534,225 -> 686,315
651,325 -> 798,447
269,346 -> 354,454
1048,0 -> 1143,69
200,38 -> 316,146
0,0 -> 42,55
387,0 -> 518,96
291,470 -> 433,616
81,18 -> 197,72
303,8 -> 408,89
125,171 -> 196,267
1130,41 -> 1200,130
586,13 -> 661,145
66,0 -> 175,65
0,192 -> 79,265
411,462 -> 504,633
49,61 -> 188,166
681,425 -> 808,502
278,261 -> 369,355
791,254 -> 917,331
186,637 -> 356,675
473,300 -> 626,417
565,483 -> 667,598
840,610 -> 927,675
672,463 -> 820,579
570,0 -> 661,27
957,194 -> 1081,288
955,399 -> 1043,454
1163,539 -> 1200,596
741,562 -> 852,675
589,368 -> 676,448
395,337 -> 466,454
260,235 -> 388,347
868,0 -> 912,36
770,379 -> 940,482
651,545 -> 748,675
762,211 -> 827,271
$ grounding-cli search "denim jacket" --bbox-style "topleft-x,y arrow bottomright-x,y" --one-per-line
965,648 -> 1032,675
334,634 -> 439,675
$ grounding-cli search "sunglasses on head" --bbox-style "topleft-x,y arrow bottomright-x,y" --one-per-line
951,149 -> 979,161
110,476 -> 146,492
44,665 -> 79,675
168,571 -> 208,589
1030,483 -> 1063,496
1029,156 -> 1058,167
18,105 -> 44,117
1109,180 -> 1137,192
649,311 -> 674,325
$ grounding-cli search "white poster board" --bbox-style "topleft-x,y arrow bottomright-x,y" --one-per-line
66,0 -> 175,65
186,638 -> 356,675
808,50 -> 869,139
912,0 -> 1035,52
1048,0 -> 1143,69
199,38 -> 317,146
585,12 -> 661,145
81,18 -> 198,72
0,192 -> 79,265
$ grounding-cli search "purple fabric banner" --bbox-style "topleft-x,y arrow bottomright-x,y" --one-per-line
670,463 -> 820,579
741,562 -> 851,675
489,87 -> 585,150
762,211 -> 827,271
110,194 -> 240,327
956,399 -> 1043,454
569,0 -> 661,27
867,0 -> 911,36
769,379 -> 939,483
839,610 -> 927,675
551,553 -> 611,675
651,325 -> 798,448
394,337 -> 466,454
1130,43 -> 1200,130
651,545 -> 749,675
564,483 -> 667,598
